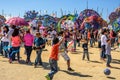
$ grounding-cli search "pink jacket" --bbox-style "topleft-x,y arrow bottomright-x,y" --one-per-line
24,33 -> 34,46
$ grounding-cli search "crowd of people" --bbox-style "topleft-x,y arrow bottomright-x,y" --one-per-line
0,24 -> 120,80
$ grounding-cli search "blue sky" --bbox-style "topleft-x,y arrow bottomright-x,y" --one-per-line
0,0 -> 120,20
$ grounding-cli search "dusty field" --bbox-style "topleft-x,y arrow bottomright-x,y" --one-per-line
0,45 -> 120,80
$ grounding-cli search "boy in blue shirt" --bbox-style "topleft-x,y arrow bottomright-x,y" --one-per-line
34,32 -> 45,67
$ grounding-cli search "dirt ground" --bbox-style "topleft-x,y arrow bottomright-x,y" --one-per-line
0,44 -> 120,80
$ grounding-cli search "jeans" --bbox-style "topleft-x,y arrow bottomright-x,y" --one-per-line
90,38 -> 94,47
106,54 -> 112,66
35,49 -> 43,65
101,45 -> 106,58
48,59 -> 58,80
25,46 -> 32,61
0,41 -> 3,55
83,50 -> 89,60
9,47 -> 20,61
0,41 -> 9,57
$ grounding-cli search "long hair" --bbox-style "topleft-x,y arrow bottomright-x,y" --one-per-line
12,28 -> 19,37
11,25 -> 16,29
3,26 -> 9,33
26,29 -> 30,33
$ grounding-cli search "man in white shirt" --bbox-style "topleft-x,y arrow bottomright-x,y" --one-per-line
100,29 -> 107,60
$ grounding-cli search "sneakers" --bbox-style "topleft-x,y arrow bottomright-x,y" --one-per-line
68,67 -> 74,71
45,75 -> 51,80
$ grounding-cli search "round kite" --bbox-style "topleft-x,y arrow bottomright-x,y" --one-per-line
77,9 -> 100,26
57,14 -> 77,32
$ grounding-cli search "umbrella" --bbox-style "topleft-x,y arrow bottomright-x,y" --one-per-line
5,17 -> 29,26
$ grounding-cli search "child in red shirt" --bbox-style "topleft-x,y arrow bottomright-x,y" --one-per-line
45,34 -> 64,80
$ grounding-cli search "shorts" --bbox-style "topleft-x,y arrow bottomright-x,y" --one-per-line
60,52 -> 70,61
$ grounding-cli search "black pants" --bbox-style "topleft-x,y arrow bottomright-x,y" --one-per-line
83,50 -> 89,60
25,46 -> 32,61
